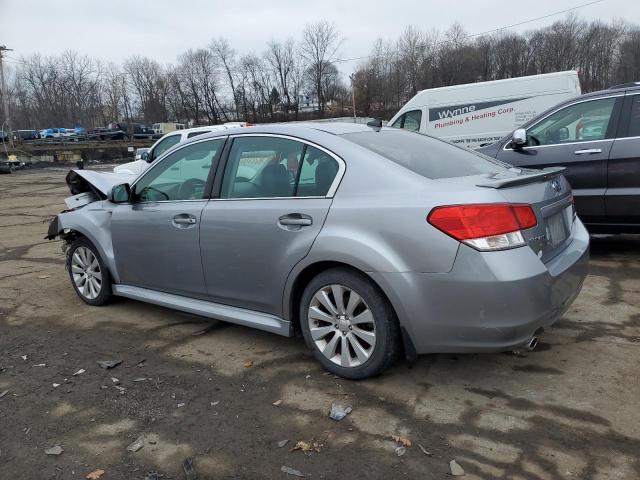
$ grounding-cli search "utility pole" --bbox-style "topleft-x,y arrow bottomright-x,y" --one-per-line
0,45 -> 14,149
349,73 -> 357,122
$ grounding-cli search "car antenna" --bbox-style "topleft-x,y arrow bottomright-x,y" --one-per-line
366,118 -> 383,131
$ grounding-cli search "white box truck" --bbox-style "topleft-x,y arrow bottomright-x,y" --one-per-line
388,71 -> 581,148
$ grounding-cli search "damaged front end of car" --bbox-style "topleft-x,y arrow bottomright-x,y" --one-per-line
45,169 -> 135,282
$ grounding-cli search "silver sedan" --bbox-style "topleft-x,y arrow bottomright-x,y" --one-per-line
47,123 -> 589,379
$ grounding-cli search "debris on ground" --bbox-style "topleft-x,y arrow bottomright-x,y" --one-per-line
395,446 -> 407,456
329,403 -> 352,421
182,457 -> 197,480
52,383 -> 60,388
110,377 -> 120,384
20,355 -> 27,361
450,459 -> 465,476
72,369 -> 86,376
114,386 -> 126,394
97,359 -> 122,369
45,445 -> 63,456
33,363 -> 46,367
391,434 -> 412,447
292,439 -> 323,455
210,401 -> 220,406
86,469 -> 105,479
417,443 -> 431,456
277,439 -> 289,448
281,465 -> 305,477
272,399 -> 282,406
38,275 -> 50,279
133,377 -> 147,382
244,360 -> 253,368
0,390 -> 8,399
126,435 -> 145,452
177,403 -> 186,408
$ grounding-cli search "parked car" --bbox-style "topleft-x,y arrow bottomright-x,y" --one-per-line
39,128 -> 66,138
389,71 -> 581,148
47,123 -> 589,379
13,130 -> 40,141
152,122 -> 187,135
113,125 -> 240,175
477,81 -> 640,233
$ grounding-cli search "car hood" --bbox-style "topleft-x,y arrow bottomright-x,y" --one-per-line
113,159 -> 149,175
66,169 -> 136,197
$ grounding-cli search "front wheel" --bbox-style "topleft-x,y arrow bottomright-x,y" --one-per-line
66,238 -> 112,306
300,268 -> 400,379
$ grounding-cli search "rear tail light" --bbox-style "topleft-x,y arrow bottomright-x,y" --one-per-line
427,203 -> 537,251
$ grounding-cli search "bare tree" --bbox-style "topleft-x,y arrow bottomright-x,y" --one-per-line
300,21 -> 343,113
265,38 -> 296,117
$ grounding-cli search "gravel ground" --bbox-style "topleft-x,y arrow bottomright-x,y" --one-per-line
1,167 -> 639,480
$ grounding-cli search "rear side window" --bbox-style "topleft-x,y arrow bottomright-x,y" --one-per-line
187,130 -> 209,139
342,129 -> 508,179
297,146 -> 340,197
391,110 -> 422,132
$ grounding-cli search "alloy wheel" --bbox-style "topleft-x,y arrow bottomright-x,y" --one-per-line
307,284 -> 377,368
71,246 -> 103,300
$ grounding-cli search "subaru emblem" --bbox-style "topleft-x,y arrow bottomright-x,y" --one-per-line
551,178 -> 561,193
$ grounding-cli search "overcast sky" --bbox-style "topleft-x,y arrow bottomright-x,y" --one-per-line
1,0 -> 634,74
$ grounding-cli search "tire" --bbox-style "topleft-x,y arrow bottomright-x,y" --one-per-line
299,267 -> 400,379
66,238 -> 112,306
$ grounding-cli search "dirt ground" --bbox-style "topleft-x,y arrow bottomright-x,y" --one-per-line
0,167 -> 639,480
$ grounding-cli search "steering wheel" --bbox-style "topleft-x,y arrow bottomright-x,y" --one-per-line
177,178 -> 206,199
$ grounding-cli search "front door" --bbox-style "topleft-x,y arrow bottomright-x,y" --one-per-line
111,138 -> 225,297
496,96 -> 622,223
200,135 -> 343,315
606,93 -> 640,225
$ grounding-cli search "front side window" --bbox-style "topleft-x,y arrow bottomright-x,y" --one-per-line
391,110 -> 422,132
151,134 -> 181,160
526,97 -> 616,146
135,139 -> 223,202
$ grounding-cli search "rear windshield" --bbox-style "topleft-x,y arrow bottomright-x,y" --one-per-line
341,129 -> 509,179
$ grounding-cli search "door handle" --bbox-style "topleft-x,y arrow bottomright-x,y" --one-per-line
279,217 -> 312,226
278,214 -> 312,229
172,214 -> 197,227
574,148 -> 602,155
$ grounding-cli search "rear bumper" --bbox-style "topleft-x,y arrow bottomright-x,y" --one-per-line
370,219 -> 590,354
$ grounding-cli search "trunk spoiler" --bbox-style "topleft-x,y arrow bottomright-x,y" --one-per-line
476,166 -> 566,189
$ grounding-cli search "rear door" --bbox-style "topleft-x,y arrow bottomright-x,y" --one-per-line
606,92 -> 640,225
200,134 -> 344,315
496,96 -> 623,223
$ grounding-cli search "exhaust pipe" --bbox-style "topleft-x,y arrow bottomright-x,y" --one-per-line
525,337 -> 538,351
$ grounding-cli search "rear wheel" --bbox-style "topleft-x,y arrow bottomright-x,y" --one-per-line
67,238 -> 112,306
300,268 -> 399,379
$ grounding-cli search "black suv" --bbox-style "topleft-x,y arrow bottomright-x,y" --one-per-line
478,82 -> 640,233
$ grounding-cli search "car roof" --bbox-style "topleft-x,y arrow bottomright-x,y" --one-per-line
188,121 -> 372,140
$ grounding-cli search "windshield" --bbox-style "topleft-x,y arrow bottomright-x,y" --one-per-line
341,129 -> 509,179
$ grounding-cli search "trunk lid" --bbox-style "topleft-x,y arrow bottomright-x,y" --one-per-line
480,168 -> 575,263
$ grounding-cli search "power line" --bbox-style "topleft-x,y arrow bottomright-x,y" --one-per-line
334,0 -> 606,64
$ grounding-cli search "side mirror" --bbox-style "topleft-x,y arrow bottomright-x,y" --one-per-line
512,128 -> 527,148
108,183 -> 131,203
142,151 -> 151,162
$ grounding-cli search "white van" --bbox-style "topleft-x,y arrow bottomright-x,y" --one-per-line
388,71 -> 581,148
